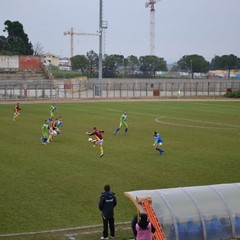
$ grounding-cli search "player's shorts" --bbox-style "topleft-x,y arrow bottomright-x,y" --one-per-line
14,112 -> 20,116
157,141 -> 163,146
97,139 -> 103,146
43,132 -> 49,138
119,121 -> 128,128
50,130 -> 57,135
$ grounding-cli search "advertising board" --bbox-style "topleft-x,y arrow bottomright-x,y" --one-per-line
0,55 -> 19,69
19,56 -> 42,69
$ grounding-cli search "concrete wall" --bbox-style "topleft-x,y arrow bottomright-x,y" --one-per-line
0,55 -> 42,70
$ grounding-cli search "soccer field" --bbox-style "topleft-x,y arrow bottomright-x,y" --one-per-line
0,101 -> 240,238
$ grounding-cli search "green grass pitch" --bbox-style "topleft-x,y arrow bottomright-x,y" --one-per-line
0,101 -> 240,237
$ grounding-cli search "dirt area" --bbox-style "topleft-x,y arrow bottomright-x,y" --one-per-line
1,96 -> 240,105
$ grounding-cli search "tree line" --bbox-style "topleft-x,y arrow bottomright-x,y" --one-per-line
71,52 -> 240,78
1,20 -> 240,78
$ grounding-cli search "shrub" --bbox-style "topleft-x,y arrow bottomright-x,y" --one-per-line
51,69 -> 83,79
224,90 -> 240,98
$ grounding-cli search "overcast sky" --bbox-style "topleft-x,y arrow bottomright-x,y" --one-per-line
1,0 -> 240,63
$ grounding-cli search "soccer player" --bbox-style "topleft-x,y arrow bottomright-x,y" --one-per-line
114,112 -> 128,135
86,127 -> 105,157
47,117 -> 53,123
47,127 -> 57,143
46,118 -> 58,143
53,116 -> 63,135
56,116 -> 63,128
12,103 -> 21,121
153,131 -> 164,155
41,120 -> 50,145
49,103 -> 56,118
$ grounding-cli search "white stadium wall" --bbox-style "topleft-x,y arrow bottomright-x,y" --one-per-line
0,55 -> 19,69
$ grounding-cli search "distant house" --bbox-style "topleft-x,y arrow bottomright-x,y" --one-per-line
42,53 -> 60,67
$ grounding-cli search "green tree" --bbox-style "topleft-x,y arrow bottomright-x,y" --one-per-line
103,54 -> 124,78
86,50 -> 98,77
126,55 -> 139,76
139,55 -> 167,77
210,54 -> 240,78
178,54 -> 209,78
0,35 -> 12,55
2,20 -> 33,55
71,55 -> 89,74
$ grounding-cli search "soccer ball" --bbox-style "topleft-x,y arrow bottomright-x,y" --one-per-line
88,138 -> 93,142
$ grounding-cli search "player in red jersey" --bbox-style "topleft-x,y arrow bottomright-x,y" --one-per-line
46,118 -> 59,143
12,103 -> 21,121
86,127 -> 104,157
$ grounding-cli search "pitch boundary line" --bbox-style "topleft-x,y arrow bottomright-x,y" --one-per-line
0,222 -> 131,238
155,117 -> 240,130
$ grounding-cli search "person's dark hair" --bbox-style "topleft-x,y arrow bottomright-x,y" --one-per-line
104,184 -> 110,191
131,214 -> 138,237
138,213 -> 149,229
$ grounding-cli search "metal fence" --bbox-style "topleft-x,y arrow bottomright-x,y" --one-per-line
0,81 -> 239,100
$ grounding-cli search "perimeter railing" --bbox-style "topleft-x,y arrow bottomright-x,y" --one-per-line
0,81 -> 239,100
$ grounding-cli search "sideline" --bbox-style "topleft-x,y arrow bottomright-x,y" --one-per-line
1,97 -> 240,104
0,222 -> 131,238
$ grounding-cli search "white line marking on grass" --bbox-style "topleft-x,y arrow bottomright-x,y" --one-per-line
155,117 -> 240,130
108,109 -> 156,118
108,109 -> 240,130
0,222 -> 131,238
186,102 -> 240,111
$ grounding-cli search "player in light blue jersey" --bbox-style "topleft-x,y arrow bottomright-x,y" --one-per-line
56,116 -> 63,128
153,131 -> 164,155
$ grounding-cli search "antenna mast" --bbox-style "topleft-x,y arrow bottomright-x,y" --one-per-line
145,0 -> 160,55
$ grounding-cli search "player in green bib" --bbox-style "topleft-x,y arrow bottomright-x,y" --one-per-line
114,112 -> 128,135
50,103 -> 56,118
41,120 -> 50,145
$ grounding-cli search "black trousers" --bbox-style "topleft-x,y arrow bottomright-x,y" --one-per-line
102,215 -> 115,238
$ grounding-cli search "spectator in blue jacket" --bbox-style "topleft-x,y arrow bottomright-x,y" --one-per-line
99,184 -> 117,240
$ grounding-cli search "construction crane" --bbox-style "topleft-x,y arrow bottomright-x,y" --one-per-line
145,0 -> 160,56
64,27 -> 99,58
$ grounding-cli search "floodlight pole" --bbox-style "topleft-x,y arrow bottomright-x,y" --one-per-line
98,0 -> 103,80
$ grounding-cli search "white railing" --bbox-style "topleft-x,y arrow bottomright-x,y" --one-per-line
0,81 -> 239,100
